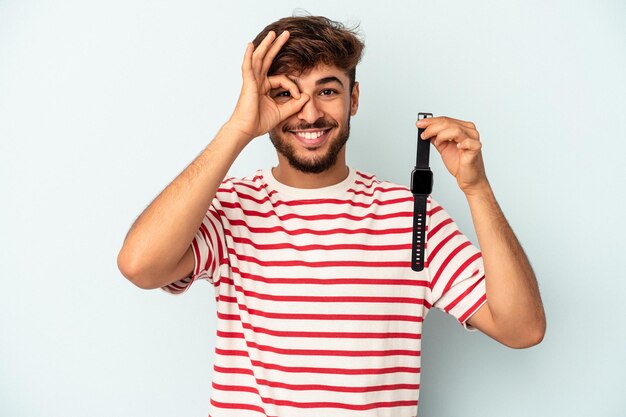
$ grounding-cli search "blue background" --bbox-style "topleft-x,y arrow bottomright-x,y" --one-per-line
1,0 -> 625,415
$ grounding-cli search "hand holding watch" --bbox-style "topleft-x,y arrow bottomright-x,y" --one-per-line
410,112 -> 433,272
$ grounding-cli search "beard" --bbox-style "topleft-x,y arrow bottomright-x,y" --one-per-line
268,116 -> 351,174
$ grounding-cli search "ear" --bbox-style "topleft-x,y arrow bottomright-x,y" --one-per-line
350,82 -> 360,116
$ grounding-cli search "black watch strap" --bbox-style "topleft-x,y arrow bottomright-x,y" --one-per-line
411,194 -> 428,271
411,112 -> 433,272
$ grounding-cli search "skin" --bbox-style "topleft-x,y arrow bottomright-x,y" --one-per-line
117,29 -> 546,349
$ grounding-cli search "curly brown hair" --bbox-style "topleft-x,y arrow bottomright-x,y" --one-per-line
252,15 -> 365,91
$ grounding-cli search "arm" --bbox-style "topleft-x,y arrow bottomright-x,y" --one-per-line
117,30 -> 309,289
116,127 -> 248,289
464,184 -> 546,348
418,116 -> 546,348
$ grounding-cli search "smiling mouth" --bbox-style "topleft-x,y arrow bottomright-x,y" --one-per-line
289,128 -> 332,148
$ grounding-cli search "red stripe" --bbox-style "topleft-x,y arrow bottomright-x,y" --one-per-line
233,266 -> 425,285
163,276 -> 191,293
427,217 -> 453,240
441,252 -> 483,295
427,230 -> 461,264
347,186 -> 408,197
237,321 -> 421,339
356,171 -> 376,180
429,204 -> 443,215
219,294 -> 433,312
226,232 -> 412,252
220,305 -> 424,322
214,361 -> 420,376
213,383 -> 256,394
207,209 -> 226,262
217,181 -> 270,193
213,364 -> 253,375
230,266 -> 427,286
354,179 -> 376,187
214,380 -> 419,393
211,397 -> 417,413
216,188 -> 414,209
225,219 -> 411,236
429,241 -> 472,290
220,278 -> 429,305
261,398 -> 417,411
444,275 -> 485,313
191,238 -> 202,277
234,180 -> 269,193
218,203 -> 412,221
215,348 -> 248,356
198,222 -> 214,273
230,250 -> 410,268
216,343 -> 421,357
210,399 -> 267,415
459,293 -> 487,323
249,358 -> 420,374
216,330 -> 245,339
217,178 -> 268,196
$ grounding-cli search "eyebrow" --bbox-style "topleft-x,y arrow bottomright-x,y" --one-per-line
315,76 -> 344,87
288,75 -> 345,89
283,75 -> 345,92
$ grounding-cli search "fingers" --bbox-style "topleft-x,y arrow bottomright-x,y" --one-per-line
267,74 -> 306,121
417,116 -> 475,130
251,30 -> 290,81
428,126 -> 479,147
266,74 -> 301,99
251,31 -> 277,79
457,137 -> 482,152
241,43 -> 254,80
418,116 -> 480,147
242,30 -> 291,91
261,31 -> 290,77
277,93 -> 310,121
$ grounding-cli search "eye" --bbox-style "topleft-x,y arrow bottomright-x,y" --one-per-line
320,89 -> 337,96
272,90 -> 292,101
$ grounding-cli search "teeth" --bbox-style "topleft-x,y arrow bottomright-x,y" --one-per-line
296,130 -> 325,140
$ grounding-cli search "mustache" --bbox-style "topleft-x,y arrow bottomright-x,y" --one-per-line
283,119 -> 338,133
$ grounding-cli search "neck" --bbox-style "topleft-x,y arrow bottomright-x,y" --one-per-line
272,155 -> 349,189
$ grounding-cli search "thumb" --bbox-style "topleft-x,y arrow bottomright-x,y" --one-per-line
277,93 -> 310,120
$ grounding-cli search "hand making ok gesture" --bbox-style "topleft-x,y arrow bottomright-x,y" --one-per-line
226,30 -> 310,141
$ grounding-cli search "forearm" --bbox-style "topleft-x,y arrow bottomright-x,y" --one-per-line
117,125 -> 250,287
465,184 -> 546,341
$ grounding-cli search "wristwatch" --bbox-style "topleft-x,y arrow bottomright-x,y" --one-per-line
410,112 -> 434,271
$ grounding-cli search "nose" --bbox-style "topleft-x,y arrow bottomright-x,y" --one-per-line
296,96 -> 324,124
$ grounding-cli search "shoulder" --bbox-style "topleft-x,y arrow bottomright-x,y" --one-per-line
351,168 -> 448,214
352,169 -> 412,197
215,170 -> 270,203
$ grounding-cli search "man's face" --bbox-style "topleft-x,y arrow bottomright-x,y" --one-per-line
268,65 -> 360,174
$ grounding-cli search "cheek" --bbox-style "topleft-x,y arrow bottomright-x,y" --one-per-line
275,118 -> 295,132
327,101 -> 351,121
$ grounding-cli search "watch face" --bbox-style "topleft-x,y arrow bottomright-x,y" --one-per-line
411,169 -> 433,194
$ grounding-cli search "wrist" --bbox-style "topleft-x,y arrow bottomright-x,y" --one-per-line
219,122 -> 255,147
462,179 -> 494,200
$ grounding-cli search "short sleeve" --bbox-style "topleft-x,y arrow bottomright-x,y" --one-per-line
160,203 -> 226,295
425,197 -> 487,331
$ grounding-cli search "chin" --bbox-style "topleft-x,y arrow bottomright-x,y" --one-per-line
269,120 -> 351,174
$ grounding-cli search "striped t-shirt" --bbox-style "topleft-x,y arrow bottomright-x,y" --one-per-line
161,167 -> 487,417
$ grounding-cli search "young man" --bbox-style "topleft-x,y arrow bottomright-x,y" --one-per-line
118,15 -> 545,417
